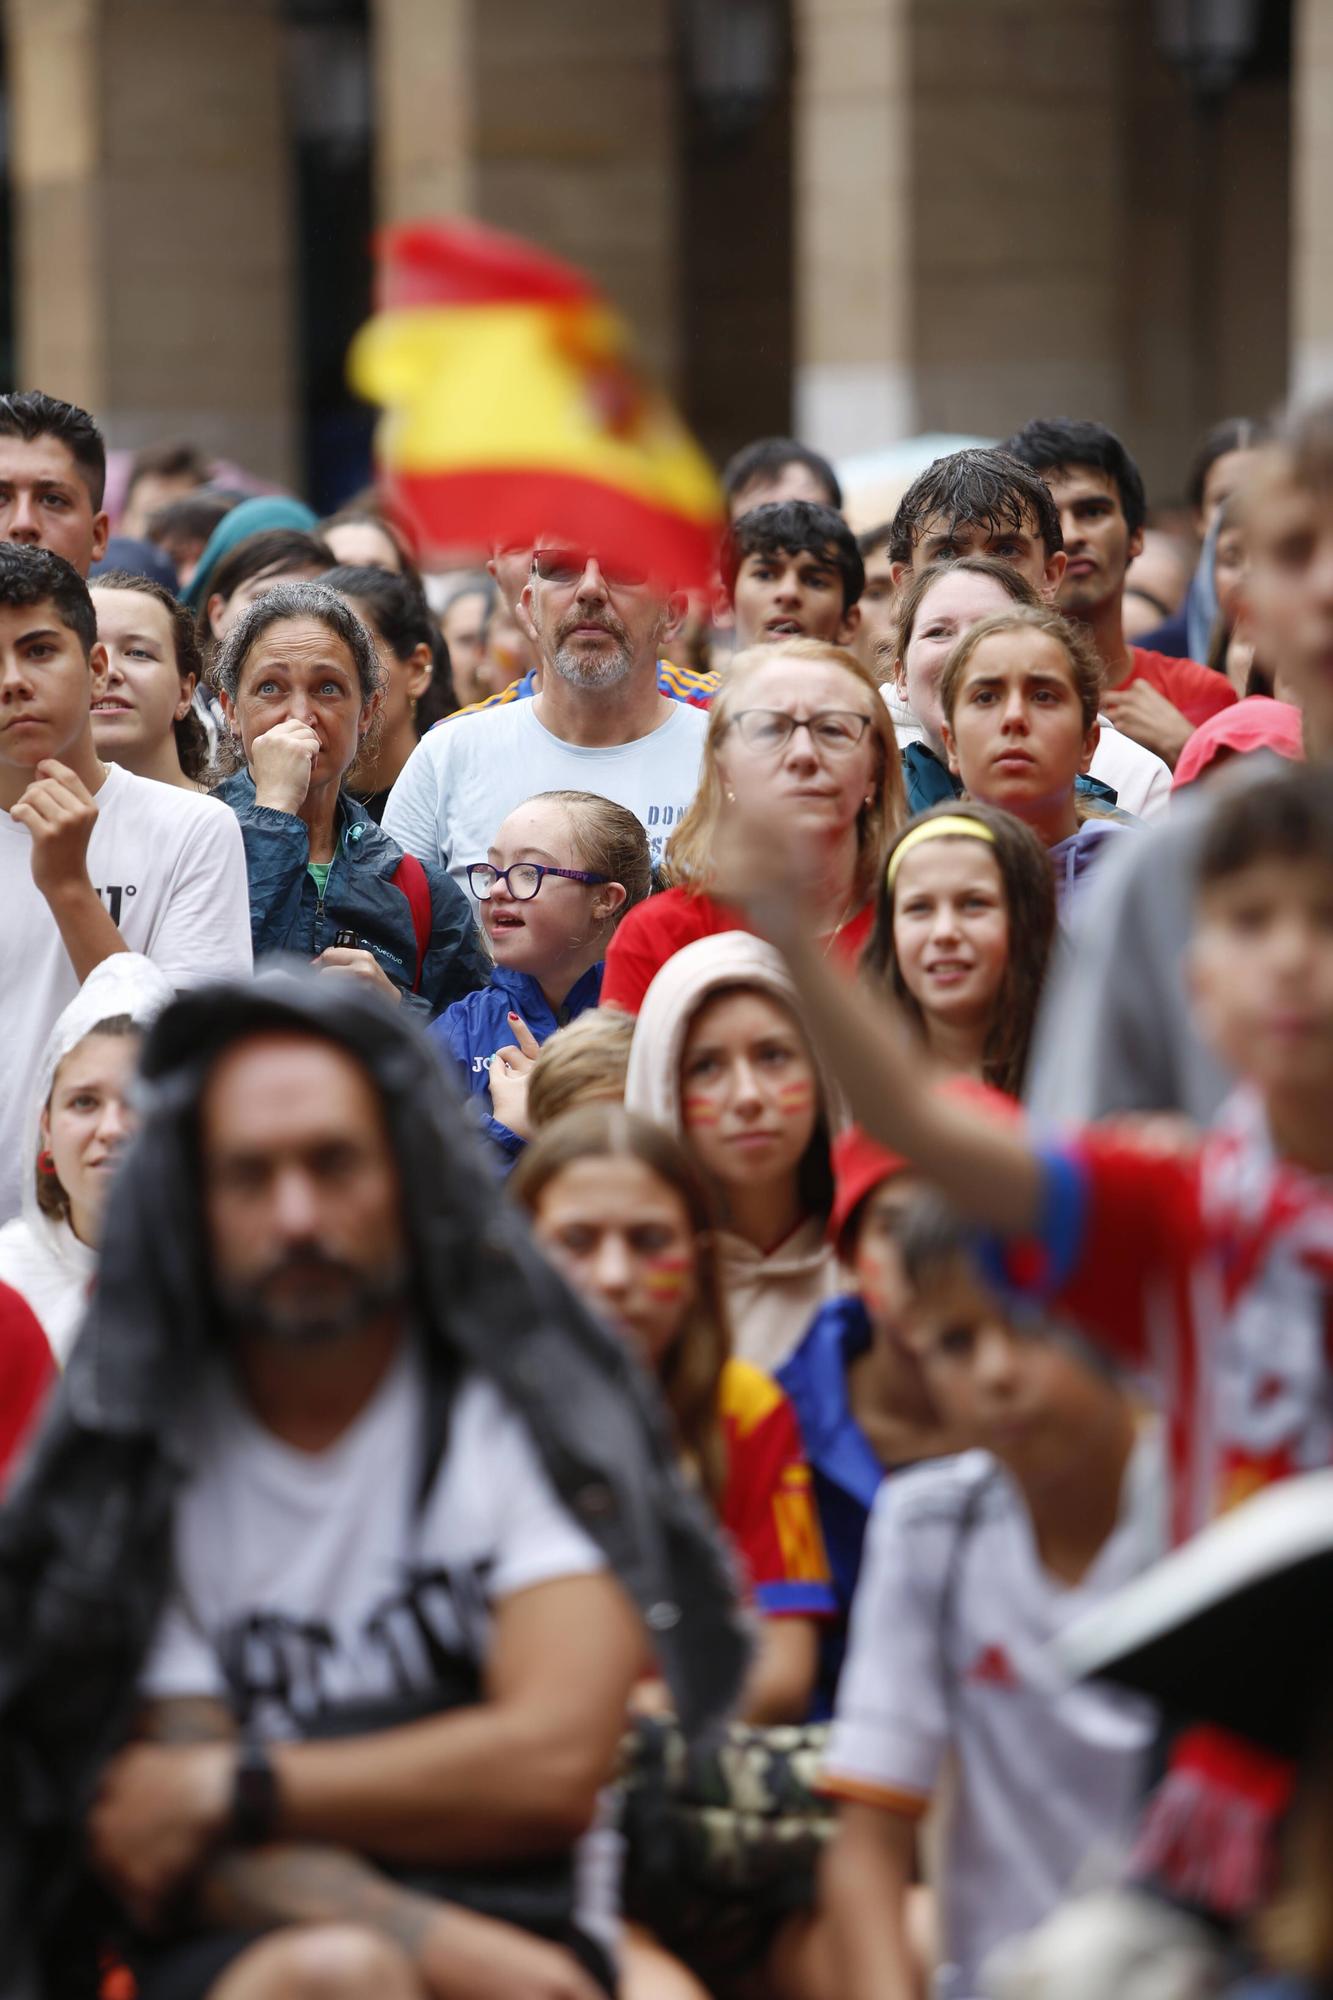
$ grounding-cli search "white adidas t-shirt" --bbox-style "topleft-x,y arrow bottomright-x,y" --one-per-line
0,764 -> 252,1223
141,1344 -> 615,1943
822,1441 -> 1163,2000
383,698 -> 707,905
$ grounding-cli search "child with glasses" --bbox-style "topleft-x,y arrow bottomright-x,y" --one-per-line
601,639 -> 907,1014
427,791 -> 651,1163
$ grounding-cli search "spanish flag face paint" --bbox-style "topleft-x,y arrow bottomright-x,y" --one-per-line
529,1156 -> 698,1373
348,220 -> 724,590
679,990 -> 821,1194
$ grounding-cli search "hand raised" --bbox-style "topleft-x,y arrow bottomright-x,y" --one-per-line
249,717 -> 321,814
11,759 -> 99,902
487,1012 -> 541,1139
1101,683 -> 1194,769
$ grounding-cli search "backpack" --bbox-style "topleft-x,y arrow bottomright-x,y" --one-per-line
391,853 -> 431,994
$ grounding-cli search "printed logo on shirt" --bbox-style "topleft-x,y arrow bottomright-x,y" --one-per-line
93,883 -> 137,925
215,1558 -> 494,1733
965,1643 -> 1020,1691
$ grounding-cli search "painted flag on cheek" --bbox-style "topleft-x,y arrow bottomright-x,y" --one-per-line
347,219 -> 725,591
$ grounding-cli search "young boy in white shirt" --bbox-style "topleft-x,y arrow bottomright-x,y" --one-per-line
0,544 -> 251,1221
820,1198 -> 1162,2000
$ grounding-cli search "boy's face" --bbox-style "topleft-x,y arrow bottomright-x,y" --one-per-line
904,1256 -> 1105,1487
849,1175 -> 917,1328
1242,473 -> 1333,759
853,543 -> 897,672
0,600 -> 107,771
893,506 -> 1066,599
731,545 -> 859,650
0,435 -> 108,577
1191,858 -> 1333,1098
1040,464 -> 1141,622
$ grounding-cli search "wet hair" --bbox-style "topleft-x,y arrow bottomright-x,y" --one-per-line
511,1105 -> 728,1503
35,1015 -> 139,1223
891,553 -> 1040,675
1198,765 -> 1333,892
125,440 -> 210,500
0,543 -> 96,657
1003,417 -> 1148,539
867,801 -> 1057,1096
939,604 -> 1104,734
0,390 -> 106,508
1187,417 -> 1271,513
199,528 -> 338,640
888,448 -> 1063,568
722,500 -> 865,611
664,639 -> 905,905
526,1012 -> 635,1132
146,492 -> 238,551
722,436 -> 842,513
211,580 -> 385,713
522,790 -> 653,931
90,570 -> 210,780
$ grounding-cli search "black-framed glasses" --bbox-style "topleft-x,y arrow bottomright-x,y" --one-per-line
729,709 -> 874,755
467,861 -> 610,902
533,546 -> 650,589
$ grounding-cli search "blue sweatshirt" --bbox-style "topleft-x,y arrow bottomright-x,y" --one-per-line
427,961 -> 604,1160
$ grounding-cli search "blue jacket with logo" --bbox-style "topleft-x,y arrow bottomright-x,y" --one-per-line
215,768 -> 487,1019
428,961 -> 604,1160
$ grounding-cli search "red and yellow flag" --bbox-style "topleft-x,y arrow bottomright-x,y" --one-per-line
348,220 -> 724,589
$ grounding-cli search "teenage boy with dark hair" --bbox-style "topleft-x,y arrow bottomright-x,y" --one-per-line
821,1196 -> 1160,2000
853,522 -> 897,673
1028,398 -> 1333,1126
723,435 -> 843,521
1003,417 -> 1236,767
0,544 -> 251,1224
723,499 -> 864,650
0,389 -> 110,576
887,447 -> 1066,597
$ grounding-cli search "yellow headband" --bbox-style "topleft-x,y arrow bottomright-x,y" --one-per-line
887,815 -> 997,888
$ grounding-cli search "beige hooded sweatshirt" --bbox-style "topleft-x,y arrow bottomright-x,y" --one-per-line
624,930 -> 844,1374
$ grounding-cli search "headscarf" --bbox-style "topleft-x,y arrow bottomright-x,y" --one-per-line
183,493 -> 319,612
1172,696 -> 1305,792
0,968 -> 747,1986
0,955 -> 172,1362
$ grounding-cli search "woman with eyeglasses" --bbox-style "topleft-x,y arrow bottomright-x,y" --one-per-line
601,639 -> 906,1015
428,792 -> 653,1162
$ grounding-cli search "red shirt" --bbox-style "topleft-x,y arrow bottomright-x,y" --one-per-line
601,887 -> 875,1015
1123,647 -> 1237,729
0,1280 -> 54,1485
718,1358 -> 836,1617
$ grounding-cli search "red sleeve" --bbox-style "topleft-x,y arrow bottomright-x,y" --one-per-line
600,892 -> 741,1014
1037,1132 -> 1201,1368
718,1361 -> 836,1616
1133,650 -> 1238,728
0,1282 -> 54,1484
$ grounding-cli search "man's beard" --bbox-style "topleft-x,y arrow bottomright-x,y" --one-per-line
548,611 -> 635,689
214,1246 -> 411,1347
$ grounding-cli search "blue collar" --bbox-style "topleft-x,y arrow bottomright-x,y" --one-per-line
778,1295 -> 885,1509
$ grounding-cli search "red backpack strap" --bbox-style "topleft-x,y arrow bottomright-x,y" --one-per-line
391,852 -> 432,994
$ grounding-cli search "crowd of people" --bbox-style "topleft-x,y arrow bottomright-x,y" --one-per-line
0,380 -> 1328,2000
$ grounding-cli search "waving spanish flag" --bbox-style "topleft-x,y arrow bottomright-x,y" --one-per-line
348,220 -> 724,589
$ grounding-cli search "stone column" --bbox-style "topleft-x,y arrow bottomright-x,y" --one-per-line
1292,0 -> 1333,398
4,0 -> 298,484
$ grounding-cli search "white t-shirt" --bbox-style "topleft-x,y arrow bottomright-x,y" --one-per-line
383,698 -> 708,904
822,1441 -> 1163,2000
0,764 -> 252,1223
141,1345 -> 615,1942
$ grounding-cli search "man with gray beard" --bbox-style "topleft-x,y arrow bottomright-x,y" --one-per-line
383,546 -> 708,901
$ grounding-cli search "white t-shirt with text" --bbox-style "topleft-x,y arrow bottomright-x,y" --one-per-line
0,763 -> 252,1223
141,1346 -> 615,1943
822,1441 -> 1163,2000
383,698 -> 707,904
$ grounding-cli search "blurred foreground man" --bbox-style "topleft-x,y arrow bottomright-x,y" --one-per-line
0,971 -> 744,2000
